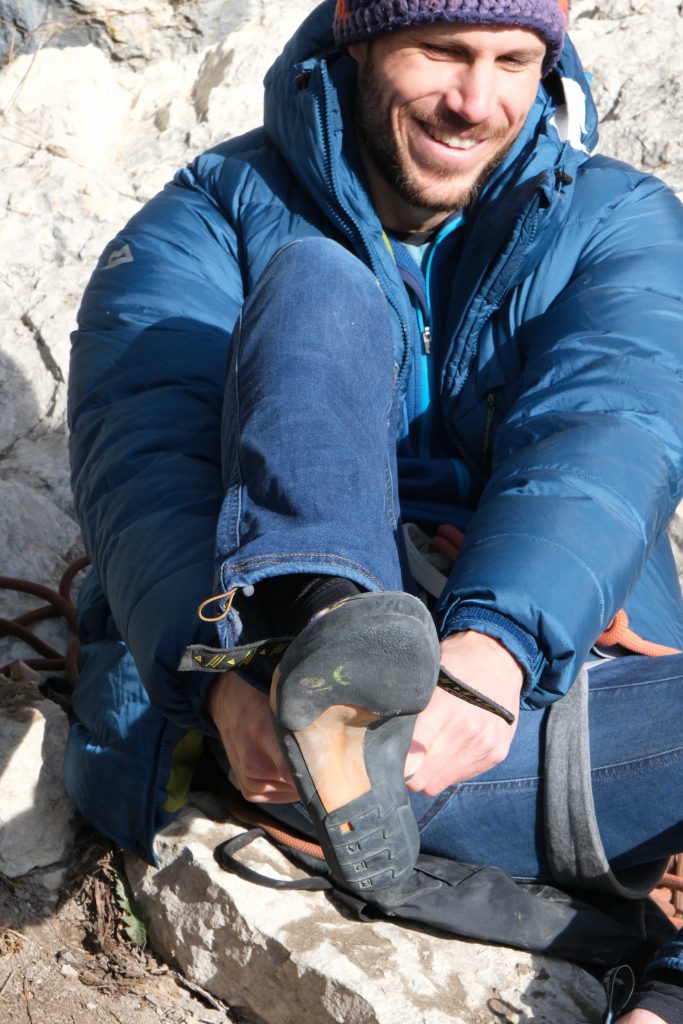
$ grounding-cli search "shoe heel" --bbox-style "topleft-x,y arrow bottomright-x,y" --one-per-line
271,591 -> 439,893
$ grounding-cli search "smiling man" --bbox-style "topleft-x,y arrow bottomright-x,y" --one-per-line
350,23 -> 547,227
68,1 -> 683,1020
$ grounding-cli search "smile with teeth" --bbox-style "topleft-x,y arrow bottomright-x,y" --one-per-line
422,122 -> 482,149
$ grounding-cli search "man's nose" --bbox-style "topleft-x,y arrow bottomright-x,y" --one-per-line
444,62 -> 497,124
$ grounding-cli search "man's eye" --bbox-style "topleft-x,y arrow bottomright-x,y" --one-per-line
500,54 -> 540,68
424,44 -> 460,58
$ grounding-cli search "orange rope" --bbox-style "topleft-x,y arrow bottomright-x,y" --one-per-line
429,524 -> 465,562
596,608 -> 681,657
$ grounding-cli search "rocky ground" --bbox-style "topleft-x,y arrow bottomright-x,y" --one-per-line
1,1 -> 683,1022
0,834 -> 238,1024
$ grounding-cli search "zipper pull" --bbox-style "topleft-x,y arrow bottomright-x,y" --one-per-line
422,325 -> 432,355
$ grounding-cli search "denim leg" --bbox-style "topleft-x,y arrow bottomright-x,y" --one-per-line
411,653 -> 683,882
215,238 -> 404,605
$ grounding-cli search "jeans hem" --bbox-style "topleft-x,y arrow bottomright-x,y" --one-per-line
219,552 -> 387,592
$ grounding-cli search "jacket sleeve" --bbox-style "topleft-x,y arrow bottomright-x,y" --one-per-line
437,171 -> 683,707
68,160 -> 244,732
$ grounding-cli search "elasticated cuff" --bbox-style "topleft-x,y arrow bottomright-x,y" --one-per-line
439,603 -> 546,689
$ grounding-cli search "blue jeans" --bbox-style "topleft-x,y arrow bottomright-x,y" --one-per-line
216,238 -> 405,599
215,238 -> 683,882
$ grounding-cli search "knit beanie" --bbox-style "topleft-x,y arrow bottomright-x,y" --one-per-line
334,0 -> 570,74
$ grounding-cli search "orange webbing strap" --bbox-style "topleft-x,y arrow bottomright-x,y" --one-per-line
596,608 -> 681,657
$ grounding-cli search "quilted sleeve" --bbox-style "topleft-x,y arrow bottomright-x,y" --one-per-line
438,171 -> 683,707
68,161 -> 244,731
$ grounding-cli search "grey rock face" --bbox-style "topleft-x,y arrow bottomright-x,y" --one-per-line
0,0 -> 269,66
0,1 -> 100,63
125,803 -> 605,1024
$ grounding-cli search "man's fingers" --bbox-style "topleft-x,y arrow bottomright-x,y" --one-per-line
240,780 -> 300,804
405,686 -> 516,794
208,670 -> 296,799
239,742 -> 290,782
404,748 -> 426,778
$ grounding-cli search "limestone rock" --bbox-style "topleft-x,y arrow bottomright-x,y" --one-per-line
125,803 -> 605,1024
0,678 -> 78,878
571,0 -> 683,197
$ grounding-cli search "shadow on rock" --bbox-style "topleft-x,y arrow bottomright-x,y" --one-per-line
0,347 -> 83,915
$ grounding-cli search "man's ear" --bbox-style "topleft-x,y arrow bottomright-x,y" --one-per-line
347,41 -> 368,67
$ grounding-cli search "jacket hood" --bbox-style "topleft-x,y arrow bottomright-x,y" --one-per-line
263,0 -> 599,218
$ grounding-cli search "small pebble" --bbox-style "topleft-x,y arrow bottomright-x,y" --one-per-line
60,964 -> 79,979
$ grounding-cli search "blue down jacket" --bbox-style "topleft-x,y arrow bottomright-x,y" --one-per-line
66,1 -> 683,858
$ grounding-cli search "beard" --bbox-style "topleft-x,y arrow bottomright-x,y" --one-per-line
354,45 -> 515,216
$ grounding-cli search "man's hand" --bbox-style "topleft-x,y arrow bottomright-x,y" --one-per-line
207,671 -> 298,803
405,630 -> 523,795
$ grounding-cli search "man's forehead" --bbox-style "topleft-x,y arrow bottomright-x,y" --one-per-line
387,21 -> 547,52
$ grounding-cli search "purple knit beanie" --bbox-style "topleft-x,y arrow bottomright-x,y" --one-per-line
334,0 -> 570,73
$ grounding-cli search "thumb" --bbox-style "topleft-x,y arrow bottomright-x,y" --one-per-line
404,742 -> 426,779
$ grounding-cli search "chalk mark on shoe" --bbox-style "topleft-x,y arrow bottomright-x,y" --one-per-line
333,665 -> 352,686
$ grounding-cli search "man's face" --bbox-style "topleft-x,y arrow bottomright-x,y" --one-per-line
349,24 -> 546,232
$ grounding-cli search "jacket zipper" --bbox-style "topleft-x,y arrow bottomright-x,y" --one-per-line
438,189 -> 545,476
418,215 -> 463,458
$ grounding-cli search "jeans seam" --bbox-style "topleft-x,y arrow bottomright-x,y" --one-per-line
233,315 -> 245,555
416,785 -> 460,832
590,744 -> 683,780
591,670 -> 683,691
457,776 -> 541,793
221,312 -> 245,560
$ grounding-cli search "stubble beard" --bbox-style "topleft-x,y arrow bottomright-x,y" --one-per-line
355,51 -> 514,217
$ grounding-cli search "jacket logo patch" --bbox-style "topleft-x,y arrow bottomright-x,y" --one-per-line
104,244 -> 134,269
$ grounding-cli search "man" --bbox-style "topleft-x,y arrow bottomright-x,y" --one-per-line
66,0 -> 683,1019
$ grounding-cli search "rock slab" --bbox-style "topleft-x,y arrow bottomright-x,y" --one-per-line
125,803 -> 605,1024
0,678 -> 78,879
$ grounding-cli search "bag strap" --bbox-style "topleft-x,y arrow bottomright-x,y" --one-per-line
214,829 -> 332,891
